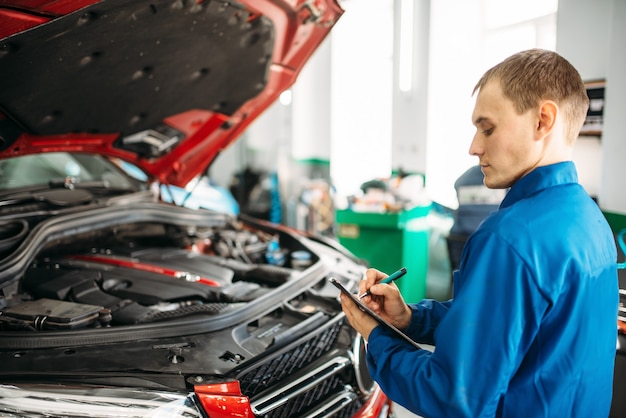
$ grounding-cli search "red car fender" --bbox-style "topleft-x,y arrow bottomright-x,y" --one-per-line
194,382 -> 255,418
194,381 -> 393,418
353,386 -> 394,418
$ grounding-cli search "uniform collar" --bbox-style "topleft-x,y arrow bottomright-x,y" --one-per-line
500,161 -> 578,209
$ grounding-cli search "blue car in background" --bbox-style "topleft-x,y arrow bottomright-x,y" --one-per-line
120,161 -> 239,215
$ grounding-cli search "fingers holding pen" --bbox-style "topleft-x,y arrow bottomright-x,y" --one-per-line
360,267 -> 405,301
366,268 -> 388,287
358,268 -> 412,330
359,268 -> 390,296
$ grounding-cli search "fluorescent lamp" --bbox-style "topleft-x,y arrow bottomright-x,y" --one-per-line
279,89 -> 292,106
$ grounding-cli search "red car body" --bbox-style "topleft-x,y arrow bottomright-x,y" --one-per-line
0,0 -> 340,187
0,1 -> 393,417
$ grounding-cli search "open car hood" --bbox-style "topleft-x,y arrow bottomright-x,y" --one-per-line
0,0 -> 343,186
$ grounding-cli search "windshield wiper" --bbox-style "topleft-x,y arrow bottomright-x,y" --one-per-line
48,176 -> 109,190
0,188 -> 94,208
47,177 -> 136,195
0,177 -> 135,207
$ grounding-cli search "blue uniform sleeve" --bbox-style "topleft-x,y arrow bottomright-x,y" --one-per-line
366,233 -> 549,417
403,299 -> 452,345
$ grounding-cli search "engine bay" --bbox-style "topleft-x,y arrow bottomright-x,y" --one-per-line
0,217 -> 319,332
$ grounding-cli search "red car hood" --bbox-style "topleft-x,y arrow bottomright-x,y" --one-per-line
0,0 -> 342,186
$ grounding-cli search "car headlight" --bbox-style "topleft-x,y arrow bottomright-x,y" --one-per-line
0,384 -> 203,417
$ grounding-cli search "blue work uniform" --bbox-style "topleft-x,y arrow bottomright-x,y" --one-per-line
366,162 -> 618,417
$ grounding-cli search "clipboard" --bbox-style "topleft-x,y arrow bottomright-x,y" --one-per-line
330,277 -> 422,350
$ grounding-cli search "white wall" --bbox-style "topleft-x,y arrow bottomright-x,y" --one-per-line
557,0 -> 612,79
557,0 -> 626,212
391,0 -> 430,176
424,0 -> 483,208
598,0 -> 626,213
556,0 -> 608,200
292,38 -> 332,162
329,0 -> 394,198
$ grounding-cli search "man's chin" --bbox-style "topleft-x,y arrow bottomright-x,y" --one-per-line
484,177 -> 510,190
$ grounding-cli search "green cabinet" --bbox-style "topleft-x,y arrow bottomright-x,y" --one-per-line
335,204 -> 431,303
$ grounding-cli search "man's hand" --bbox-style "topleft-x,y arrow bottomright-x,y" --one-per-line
340,268 -> 412,340
339,292 -> 379,340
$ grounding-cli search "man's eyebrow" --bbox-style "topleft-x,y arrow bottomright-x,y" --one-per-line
473,116 -> 489,126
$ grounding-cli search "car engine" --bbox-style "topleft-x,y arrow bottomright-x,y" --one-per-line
0,198 -> 378,418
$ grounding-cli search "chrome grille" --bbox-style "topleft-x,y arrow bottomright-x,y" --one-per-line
235,316 -> 366,418
256,375 -> 363,418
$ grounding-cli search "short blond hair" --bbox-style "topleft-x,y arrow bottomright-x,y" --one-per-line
473,49 -> 589,143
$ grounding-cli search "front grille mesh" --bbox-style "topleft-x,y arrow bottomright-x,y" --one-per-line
257,375 -> 364,418
334,398 -> 365,418
238,320 -> 343,397
236,318 -> 365,417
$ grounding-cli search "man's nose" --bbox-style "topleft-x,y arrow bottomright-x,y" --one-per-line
469,133 -> 482,156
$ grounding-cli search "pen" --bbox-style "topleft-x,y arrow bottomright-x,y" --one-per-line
358,267 -> 407,299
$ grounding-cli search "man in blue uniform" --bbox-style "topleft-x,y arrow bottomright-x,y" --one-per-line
340,49 -> 618,417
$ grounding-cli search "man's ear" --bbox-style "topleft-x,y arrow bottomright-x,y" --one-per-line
536,100 -> 558,138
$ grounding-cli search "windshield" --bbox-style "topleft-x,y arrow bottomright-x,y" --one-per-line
0,153 -> 140,191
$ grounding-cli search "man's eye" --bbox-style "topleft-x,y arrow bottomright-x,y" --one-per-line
483,128 -> 494,136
